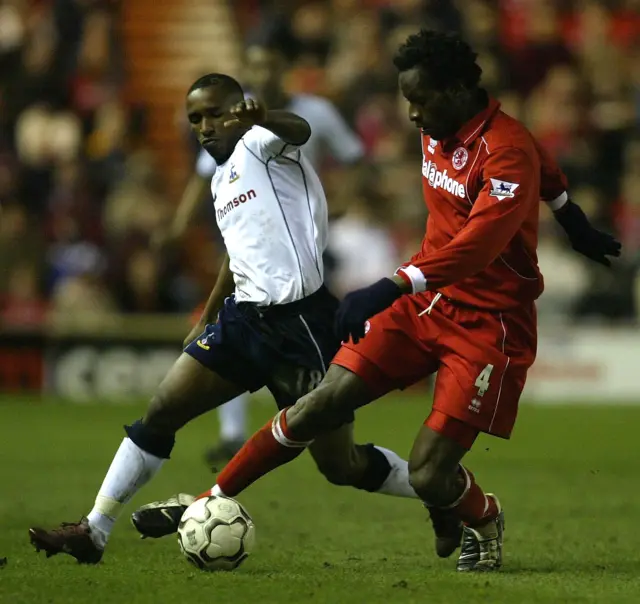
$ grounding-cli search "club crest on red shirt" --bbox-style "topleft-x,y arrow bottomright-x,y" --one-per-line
452,147 -> 469,170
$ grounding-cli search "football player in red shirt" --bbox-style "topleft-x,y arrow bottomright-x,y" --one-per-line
148,31 -> 620,572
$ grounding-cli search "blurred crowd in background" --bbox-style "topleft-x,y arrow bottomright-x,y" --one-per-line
1,0 -> 638,331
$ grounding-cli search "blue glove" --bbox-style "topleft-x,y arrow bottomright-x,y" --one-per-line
335,278 -> 403,344
554,200 -> 622,267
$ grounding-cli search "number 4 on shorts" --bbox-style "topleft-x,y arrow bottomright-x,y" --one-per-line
474,364 -> 494,397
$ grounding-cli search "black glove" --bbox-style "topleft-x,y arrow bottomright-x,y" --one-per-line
554,200 -> 622,267
335,278 -> 403,344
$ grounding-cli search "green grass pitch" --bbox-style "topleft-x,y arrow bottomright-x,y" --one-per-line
1,395 -> 639,604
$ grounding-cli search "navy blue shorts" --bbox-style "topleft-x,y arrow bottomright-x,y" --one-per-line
185,286 -> 340,408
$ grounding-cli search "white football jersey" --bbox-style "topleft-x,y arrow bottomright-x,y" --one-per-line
196,94 -> 363,177
211,126 -> 328,306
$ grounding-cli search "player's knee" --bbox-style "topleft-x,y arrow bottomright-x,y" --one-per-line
125,418 -> 175,459
126,390 -> 182,458
144,392 -> 182,433
294,384 -> 353,434
287,390 -> 336,438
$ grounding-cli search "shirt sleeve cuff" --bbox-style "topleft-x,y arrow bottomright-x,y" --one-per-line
396,265 -> 427,294
545,191 -> 568,211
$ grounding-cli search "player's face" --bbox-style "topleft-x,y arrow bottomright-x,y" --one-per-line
186,86 -> 245,163
398,67 -> 466,141
244,46 -> 286,99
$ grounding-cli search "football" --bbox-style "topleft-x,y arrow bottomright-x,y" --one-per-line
177,495 -> 256,571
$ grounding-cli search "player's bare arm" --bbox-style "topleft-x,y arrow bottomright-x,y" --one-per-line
184,252 -> 233,347
154,173 -> 209,249
225,99 -> 311,147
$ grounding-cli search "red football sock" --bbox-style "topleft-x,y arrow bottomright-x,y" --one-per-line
204,408 -> 310,497
450,466 -> 499,528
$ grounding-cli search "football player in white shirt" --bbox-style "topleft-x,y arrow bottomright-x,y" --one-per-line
163,41 -> 364,245
162,41 -> 365,465
29,74 -> 419,563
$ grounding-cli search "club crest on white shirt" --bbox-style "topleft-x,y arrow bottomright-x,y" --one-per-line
229,163 -> 240,183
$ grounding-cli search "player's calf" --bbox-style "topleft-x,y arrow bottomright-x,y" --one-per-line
312,441 -> 395,492
409,464 -> 465,558
407,420 -> 482,559
409,457 -> 465,507
201,367 -> 373,498
415,463 -> 503,568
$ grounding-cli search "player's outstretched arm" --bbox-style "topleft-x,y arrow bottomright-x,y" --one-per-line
260,110 -> 311,146
536,139 -> 621,267
225,99 -> 311,147
552,199 -> 622,267
184,252 -> 234,347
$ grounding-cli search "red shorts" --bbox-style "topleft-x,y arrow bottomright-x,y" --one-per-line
332,292 -> 537,440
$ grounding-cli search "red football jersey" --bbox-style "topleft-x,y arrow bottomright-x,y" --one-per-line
397,96 -> 568,310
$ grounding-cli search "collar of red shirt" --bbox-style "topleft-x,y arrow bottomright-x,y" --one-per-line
441,93 -> 501,153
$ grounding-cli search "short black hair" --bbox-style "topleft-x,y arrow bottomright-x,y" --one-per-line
187,73 -> 244,98
393,30 -> 482,90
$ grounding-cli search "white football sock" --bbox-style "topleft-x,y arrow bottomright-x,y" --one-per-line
86,437 -> 165,548
374,446 -> 418,499
218,393 -> 248,442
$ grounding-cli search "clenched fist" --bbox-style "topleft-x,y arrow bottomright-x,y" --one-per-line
224,99 -> 268,128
